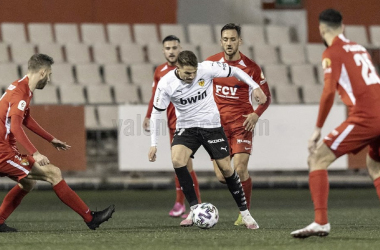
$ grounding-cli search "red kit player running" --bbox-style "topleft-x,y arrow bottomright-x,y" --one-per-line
291,9 -> 380,238
143,36 -> 201,218
206,23 -> 271,226
0,54 -> 114,232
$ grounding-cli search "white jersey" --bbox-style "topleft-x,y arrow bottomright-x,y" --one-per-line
150,61 -> 260,146
154,61 -> 230,128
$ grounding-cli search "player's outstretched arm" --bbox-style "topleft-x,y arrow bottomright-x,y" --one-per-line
23,110 -> 54,142
51,138 -> 71,151
229,66 -> 267,104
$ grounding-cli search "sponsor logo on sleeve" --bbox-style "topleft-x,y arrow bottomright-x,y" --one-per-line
322,58 -> 332,74
18,100 -> 26,111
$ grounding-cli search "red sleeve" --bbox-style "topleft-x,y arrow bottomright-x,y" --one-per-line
254,82 -> 272,117
252,65 -> 271,117
316,78 -> 336,128
145,68 -> 160,119
10,114 -> 37,155
316,50 -> 339,128
8,88 -> 29,118
23,109 -> 54,142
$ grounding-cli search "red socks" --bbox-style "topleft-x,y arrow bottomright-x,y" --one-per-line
0,185 -> 28,224
241,177 -> 252,210
175,171 -> 201,204
309,170 -> 329,225
53,180 -> 92,223
374,177 -> 380,200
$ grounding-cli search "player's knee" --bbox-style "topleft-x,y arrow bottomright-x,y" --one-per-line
19,179 -> 36,192
45,165 -> 62,184
171,155 -> 187,168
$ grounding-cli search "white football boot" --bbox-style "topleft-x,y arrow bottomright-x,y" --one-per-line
241,211 -> 259,230
291,222 -> 331,238
180,206 -> 195,227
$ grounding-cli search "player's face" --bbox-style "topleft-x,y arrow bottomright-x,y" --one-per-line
220,29 -> 241,58
177,65 -> 197,84
163,40 -> 181,65
36,68 -> 52,89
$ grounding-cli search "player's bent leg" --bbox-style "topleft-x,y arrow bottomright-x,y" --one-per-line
215,157 -> 258,229
172,145 -> 198,226
26,162 -> 63,185
292,143 -> 336,238
28,162 -> 115,230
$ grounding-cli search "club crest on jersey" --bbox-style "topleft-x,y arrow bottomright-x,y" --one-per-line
20,158 -> 29,166
18,100 -> 26,111
198,78 -> 205,87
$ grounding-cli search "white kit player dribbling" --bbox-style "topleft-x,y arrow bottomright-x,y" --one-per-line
148,51 -> 267,229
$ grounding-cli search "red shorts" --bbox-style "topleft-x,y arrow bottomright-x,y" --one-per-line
223,117 -> 253,156
0,154 -> 35,182
323,117 -> 380,159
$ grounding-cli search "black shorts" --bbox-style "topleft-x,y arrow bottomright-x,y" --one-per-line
171,127 -> 230,160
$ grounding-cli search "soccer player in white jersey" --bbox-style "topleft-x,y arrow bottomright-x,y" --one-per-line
148,51 -> 267,229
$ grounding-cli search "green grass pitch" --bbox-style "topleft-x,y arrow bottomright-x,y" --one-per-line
0,188 -> 379,250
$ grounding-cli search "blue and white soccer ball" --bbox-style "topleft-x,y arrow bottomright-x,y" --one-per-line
192,203 -> 219,229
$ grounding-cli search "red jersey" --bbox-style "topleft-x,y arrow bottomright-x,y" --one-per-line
317,34 -> 380,128
206,52 -> 271,125
0,76 -> 33,157
146,63 -> 177,129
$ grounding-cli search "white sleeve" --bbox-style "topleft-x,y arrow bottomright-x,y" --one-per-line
230,66 -> 260,89
205,61 -> 231,78
151,81 -> 171,147
150,109 -> 162,147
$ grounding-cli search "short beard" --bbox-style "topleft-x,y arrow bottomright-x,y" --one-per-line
322,38 -> 329,48
36,78 -> 48,89
224,48 -> 238,58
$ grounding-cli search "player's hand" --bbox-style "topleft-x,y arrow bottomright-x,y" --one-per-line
33,151 -> 50,166
143,117 -> 150,132
253,88 -> 267,105
242,112 -> 259,131
51,138 -> 71,151
308,127 -> 322,154
148,146 -> 157,162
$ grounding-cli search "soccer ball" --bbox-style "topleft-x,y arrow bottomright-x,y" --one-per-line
192,203 -> 219,229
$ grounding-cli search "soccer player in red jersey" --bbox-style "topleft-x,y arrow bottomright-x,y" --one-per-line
291,9 -> 380,238
206,23 -> 271,226
0,54 -> 114,232
143,36 -> 201,218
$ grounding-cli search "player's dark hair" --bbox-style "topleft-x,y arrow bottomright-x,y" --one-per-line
221,23 -> 241,37
28,53 -> 54,72
177,51 -> 198,68
319,9 -> 342,29
162,35 -> 180,44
